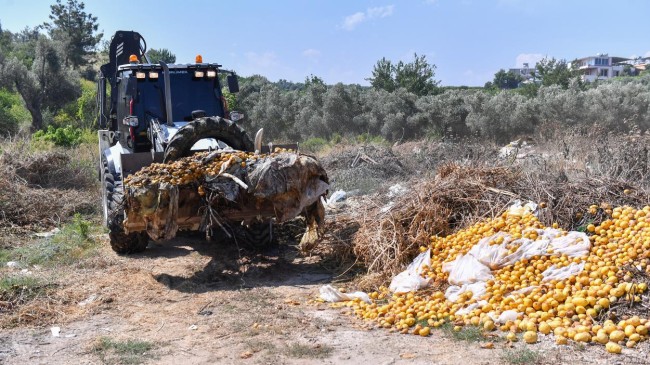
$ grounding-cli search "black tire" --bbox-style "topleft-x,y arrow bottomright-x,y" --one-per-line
101,156 -> 148,254
163,116 -> 254,162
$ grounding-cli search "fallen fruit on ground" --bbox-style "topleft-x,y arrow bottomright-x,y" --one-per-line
332,204 -> 650,353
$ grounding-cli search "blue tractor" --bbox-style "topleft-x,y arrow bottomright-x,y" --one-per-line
97,31 -> 263,253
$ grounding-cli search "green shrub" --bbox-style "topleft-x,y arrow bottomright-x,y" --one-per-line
301,137 -> 328,152
32,125 -> 83,147
0,89 -> 24,136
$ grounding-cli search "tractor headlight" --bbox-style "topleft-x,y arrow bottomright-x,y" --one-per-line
206,70 -> 217,78
194,70 -> 205,78
135,71 -> 146,79
149,71 -> 159,79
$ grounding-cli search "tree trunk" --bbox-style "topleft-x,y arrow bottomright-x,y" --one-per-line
25,102 -> 43,131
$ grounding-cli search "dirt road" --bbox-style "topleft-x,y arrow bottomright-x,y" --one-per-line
2,235 -> 648,365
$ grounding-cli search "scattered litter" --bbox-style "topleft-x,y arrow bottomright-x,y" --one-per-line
188,325 -> 198,330
78,294 -> 98,307
6,261 -> 20,268
387,183 -> 408,198
319,285 -> 371,304
64,334 -> 76,338
326,190 -> 347,206
389,249 -> 431,293
50,327 -> 60,337
35,227 -> 60,238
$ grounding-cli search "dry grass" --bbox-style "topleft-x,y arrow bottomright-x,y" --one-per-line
0,138 -> 98,244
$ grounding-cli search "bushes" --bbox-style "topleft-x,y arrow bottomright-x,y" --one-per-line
0,89 -> 29,136
32,125 -> 83,147
236,74 -> 650,144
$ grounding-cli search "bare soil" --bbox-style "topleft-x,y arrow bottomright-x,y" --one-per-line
1,234 -> 649,365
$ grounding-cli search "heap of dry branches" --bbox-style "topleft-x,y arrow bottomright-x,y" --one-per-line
0,144 -> 97,238
352,162 -> 650,286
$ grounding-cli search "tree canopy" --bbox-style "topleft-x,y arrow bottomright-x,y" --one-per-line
490,69 -> 523,90
146,48 -> 176,64
535,57 -> 581,89
367,53 -> 440,96
43,0 -> 102,69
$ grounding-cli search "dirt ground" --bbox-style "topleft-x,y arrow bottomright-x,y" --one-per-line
2,233 -> 649,365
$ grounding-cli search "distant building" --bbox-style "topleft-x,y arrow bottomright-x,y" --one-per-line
575,54 -> 629,82
509,63 -> 537,83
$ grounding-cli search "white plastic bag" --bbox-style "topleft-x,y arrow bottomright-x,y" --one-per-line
455,300 -> 488,316
319,285 -> 371,304
488,309 -> 521,324
542,262 -> 585,282
467,233 -> 512,269
445,282 -> 487,302
550,231 -> 590,257
389,249 -> 431,293
443,254 -> 493,286
506,200 -> 538,217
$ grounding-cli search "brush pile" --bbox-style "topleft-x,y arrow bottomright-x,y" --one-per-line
352,163 -> 650,283
330,162 -> 650,353
0,146 -> 96,237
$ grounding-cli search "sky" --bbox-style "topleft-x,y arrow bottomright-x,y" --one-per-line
1,0 -> 649,86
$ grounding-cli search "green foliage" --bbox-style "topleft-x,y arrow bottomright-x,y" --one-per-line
301,137 -> 329,152
93,337 -> 155,365
43,0 -> 103,69
536,57 -> 582,89
10,217 -> 99,267
75,79 -> 97,127
491,69 -> 523,89
442,323 -> 485,342
0,275 -> 46,302
368,53 -> 440,96
33,125 -> 83,147
72,213 -> 90,239
146,48 -> 176,64
500,348 -> 541,364
222,87 -> 237,111
0,89 -> 25,135
285,342 -> 333,359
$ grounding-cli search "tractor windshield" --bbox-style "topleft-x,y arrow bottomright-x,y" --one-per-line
134,69 -> 225,123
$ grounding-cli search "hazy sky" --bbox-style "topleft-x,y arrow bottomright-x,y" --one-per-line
1,0 -> 649,86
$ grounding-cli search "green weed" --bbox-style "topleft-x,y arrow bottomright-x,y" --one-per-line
500,348 -> 541,365
11,218 -> 100,267
285,342 -> 333,359
92,337 -> 155,365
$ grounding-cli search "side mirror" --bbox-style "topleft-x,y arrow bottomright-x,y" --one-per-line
227,74 -> 239,93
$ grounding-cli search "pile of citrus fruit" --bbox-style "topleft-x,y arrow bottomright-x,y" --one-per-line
124,148 -> 294,188
338,205 -> 650,354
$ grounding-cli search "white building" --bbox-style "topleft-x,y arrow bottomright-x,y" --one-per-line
575,54 -> 629,82
509,63 -> 536,82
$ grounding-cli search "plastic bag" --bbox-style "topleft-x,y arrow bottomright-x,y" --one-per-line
506,200 -> 538,217
389,249 -> 431,293
542,262 -> 585,282
455,300 -> 488,316
326,190 -> 347,206
319,285 -> 371,304
488,309 -> 521,324
443,254 -> 493,285
467,232 -> 513,269
550,231 -> 590,257
445,282 -> 487,302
